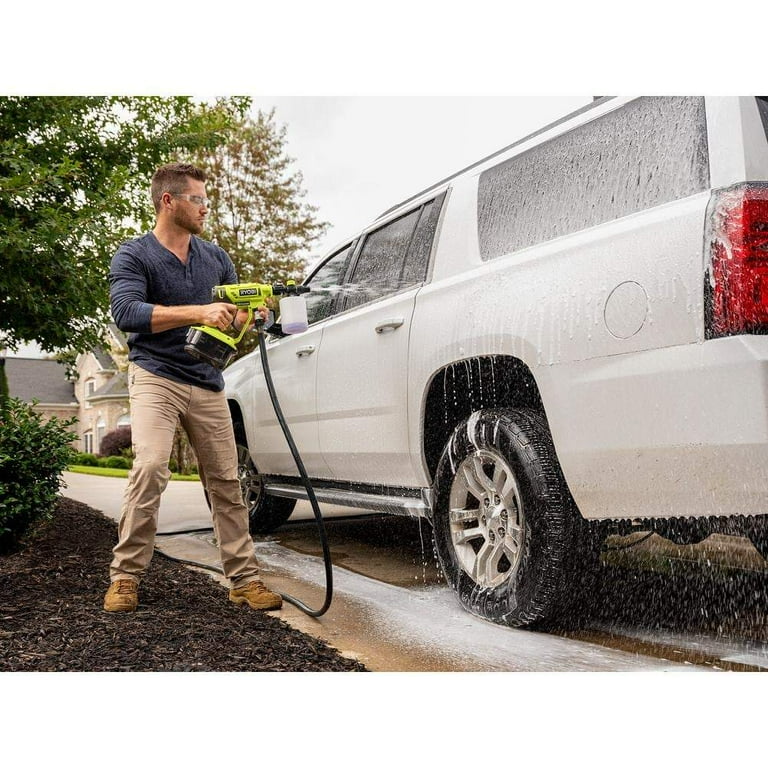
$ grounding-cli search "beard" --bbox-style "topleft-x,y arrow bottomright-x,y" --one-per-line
173,207 -> 205,235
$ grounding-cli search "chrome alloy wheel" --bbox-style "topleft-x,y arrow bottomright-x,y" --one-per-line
236,444 -> 263,514
448,448 -> 525,589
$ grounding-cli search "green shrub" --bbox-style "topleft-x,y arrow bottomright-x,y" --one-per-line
99,426 -> 132,458
99,455 -> 132,469
73,452 -> 99,466
0,397 -> 76,554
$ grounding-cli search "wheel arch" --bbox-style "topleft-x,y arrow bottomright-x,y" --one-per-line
227,398 -> 247,445
421,355 -> 547,483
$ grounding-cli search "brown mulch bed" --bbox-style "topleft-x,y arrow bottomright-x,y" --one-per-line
0,498 -> 366,672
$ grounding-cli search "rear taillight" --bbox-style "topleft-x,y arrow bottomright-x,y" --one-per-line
707,183 -> 768,337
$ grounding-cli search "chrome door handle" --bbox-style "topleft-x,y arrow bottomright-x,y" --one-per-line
296,345 -> 316,357
375,318 -> 405,334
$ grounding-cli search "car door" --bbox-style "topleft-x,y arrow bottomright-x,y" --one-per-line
247,242 -> 356,477
316,195 -> 444,486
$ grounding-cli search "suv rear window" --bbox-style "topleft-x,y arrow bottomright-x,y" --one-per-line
477,96 -> 710,261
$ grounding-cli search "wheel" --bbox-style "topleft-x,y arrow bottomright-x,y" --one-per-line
236,442 -> 295,534
432,408 -> 587,629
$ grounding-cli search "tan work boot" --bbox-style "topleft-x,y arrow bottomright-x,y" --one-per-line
229,580 -> 282,611
103,579 -> 138,612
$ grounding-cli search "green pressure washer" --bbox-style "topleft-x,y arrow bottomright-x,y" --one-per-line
184,281 -> 333,618
185,280 -> 310,370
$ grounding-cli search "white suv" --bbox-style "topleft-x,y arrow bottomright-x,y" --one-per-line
224,96 -> 768,628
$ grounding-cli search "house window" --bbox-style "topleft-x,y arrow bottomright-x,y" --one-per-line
85,378 -> 95,409
116,414 -> 131,428
84,432 -> 93,454
96,418 -> 106,454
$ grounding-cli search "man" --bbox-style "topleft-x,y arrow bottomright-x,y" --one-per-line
103,162 -> 282,613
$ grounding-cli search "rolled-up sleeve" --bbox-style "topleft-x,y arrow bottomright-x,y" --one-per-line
109,244 -> 155,333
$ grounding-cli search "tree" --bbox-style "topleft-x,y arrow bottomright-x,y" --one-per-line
170,424 -> 197,476
0,96 -> 250,356
190,110 -> 329,357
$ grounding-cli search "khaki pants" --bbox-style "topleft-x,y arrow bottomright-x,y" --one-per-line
109,362 -> 260,589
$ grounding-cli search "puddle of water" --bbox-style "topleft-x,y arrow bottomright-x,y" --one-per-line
271,515 -> 443,588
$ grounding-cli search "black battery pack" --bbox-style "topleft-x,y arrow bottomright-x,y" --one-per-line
184,327 -> 236,370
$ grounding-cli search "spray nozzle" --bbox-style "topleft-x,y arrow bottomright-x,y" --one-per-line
272,280 -> 311,297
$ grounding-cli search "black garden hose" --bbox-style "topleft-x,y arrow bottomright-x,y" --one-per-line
253,324 -> 333,617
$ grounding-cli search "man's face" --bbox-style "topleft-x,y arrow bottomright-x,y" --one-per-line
168,178 -> 209,235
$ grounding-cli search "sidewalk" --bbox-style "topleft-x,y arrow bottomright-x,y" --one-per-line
61,471 -> 212,533
61,470 -> 365,532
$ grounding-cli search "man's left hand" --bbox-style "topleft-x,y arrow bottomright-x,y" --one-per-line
235,306 -> 268,331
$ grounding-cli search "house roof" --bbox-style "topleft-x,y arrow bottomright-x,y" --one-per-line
92,346 -> 116,370
4,358 -> 77,405
90,371 -> 128,400
107,323 -> 128,350
90,325 -> 128,370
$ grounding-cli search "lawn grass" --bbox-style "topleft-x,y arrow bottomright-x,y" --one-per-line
67,465 -> 200,482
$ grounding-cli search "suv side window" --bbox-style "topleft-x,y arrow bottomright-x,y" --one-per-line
304,242 -> 356,325
343,194 -> 444,311
401,197 -> 441,285
477,96 -> 710,261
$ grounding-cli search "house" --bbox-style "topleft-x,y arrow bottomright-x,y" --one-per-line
4,325 -> 130,454
72,325 -> 130,454
3,357 -> 79,437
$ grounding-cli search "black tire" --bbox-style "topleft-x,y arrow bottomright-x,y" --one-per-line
202,441 -> 295,534
432,407 -> 588,629
236,442 -> 296,534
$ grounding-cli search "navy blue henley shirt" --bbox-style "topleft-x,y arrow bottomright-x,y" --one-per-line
109,232 -> 237,392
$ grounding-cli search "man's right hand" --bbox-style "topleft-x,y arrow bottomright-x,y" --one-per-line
200,302 -> 238,331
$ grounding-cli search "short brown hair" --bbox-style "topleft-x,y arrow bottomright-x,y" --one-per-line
151,163 -> 207,212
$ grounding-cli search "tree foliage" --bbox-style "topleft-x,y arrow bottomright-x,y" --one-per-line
190,110 -> 328,356
194,110 -> 328,281
0,96 -> 250,355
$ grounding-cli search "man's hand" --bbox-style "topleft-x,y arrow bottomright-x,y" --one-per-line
200,302 -> 238,331
234,306 -> 269,332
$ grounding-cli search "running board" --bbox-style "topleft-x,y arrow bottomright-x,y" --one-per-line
264,483 -> 433,518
